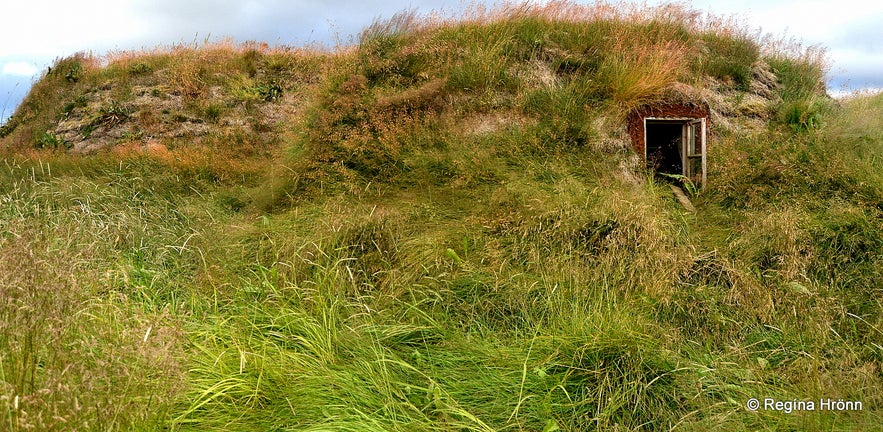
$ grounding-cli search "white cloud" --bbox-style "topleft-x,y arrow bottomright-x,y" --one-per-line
0,0 -> 148,58
1,61 -> 39,77
827,48 -> 883,88
829,87 -> 883,99
0,1 -> 880,97
0,0 -> 466,59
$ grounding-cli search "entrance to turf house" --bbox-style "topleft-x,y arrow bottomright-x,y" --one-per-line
627,103 -> 708,188
644,118 -> 705,185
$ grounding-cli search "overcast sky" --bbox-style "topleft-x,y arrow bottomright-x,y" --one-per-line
2,0 -> 881,123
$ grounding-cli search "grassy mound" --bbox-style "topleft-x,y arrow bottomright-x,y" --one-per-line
0,2 -> 879,431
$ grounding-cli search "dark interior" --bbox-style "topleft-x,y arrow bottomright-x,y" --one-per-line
645,121 -> 683,175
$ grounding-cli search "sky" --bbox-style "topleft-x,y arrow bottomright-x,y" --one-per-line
2,0 -> 882,123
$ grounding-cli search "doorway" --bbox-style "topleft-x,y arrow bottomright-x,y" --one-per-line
644,118 -> 706,186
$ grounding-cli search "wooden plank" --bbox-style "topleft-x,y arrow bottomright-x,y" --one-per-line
669,184 -> 696,212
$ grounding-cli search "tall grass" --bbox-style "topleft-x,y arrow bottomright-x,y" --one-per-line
0,1 -> 878,430
0,158 -> 192,430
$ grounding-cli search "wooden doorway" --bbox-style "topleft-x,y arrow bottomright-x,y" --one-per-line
644,117 -> 706,186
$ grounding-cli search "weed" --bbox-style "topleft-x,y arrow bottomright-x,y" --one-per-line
61,94 -> 88,118
199,103 -> 225,123
777,96 -> 828,131
257,79 -> 284,102
661,172 -> 699,196
35,131 -> 70,150
64,64 -> 82,83
127,62 -> 153,76
239,47 -> 261,77
764,41 -> 829,131
79,101 -> 130,138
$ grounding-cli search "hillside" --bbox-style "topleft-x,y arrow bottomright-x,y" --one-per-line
0,2 -> 880,431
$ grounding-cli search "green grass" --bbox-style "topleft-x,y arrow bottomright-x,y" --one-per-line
0,2 -> 880,430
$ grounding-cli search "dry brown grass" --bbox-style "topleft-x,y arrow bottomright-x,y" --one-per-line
0,222 -> 183,431
364,0 -> 741,38
598,38 -> 690,105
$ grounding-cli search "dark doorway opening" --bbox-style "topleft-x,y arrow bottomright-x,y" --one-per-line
644,118 -> 705,186
646,121 -> 683,175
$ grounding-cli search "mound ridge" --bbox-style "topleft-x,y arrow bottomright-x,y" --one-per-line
3,3 -> 805,162
0,2 -> 879,431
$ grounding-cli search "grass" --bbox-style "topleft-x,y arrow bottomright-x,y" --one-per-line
0,1 -> 880,430
0,158 -> 190,430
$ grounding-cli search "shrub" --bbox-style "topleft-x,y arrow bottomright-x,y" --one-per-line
64,63 -> 82,83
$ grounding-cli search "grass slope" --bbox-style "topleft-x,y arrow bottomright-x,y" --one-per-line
0,2 -> 880,431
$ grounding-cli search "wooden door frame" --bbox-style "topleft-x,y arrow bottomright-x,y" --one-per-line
643,117 -> 707,187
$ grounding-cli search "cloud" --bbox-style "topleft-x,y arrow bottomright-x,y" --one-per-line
832,17 -> 883,54
1,0 -> 882,110
0,1 -> 146,58
1,61 -> 39,77
829,87 -> 883,99
667,0 -> 883,92
126,0 -> 466,47
827,48 -> 883,89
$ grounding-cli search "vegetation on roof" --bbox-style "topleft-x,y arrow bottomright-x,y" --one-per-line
0,2 -> 879,431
